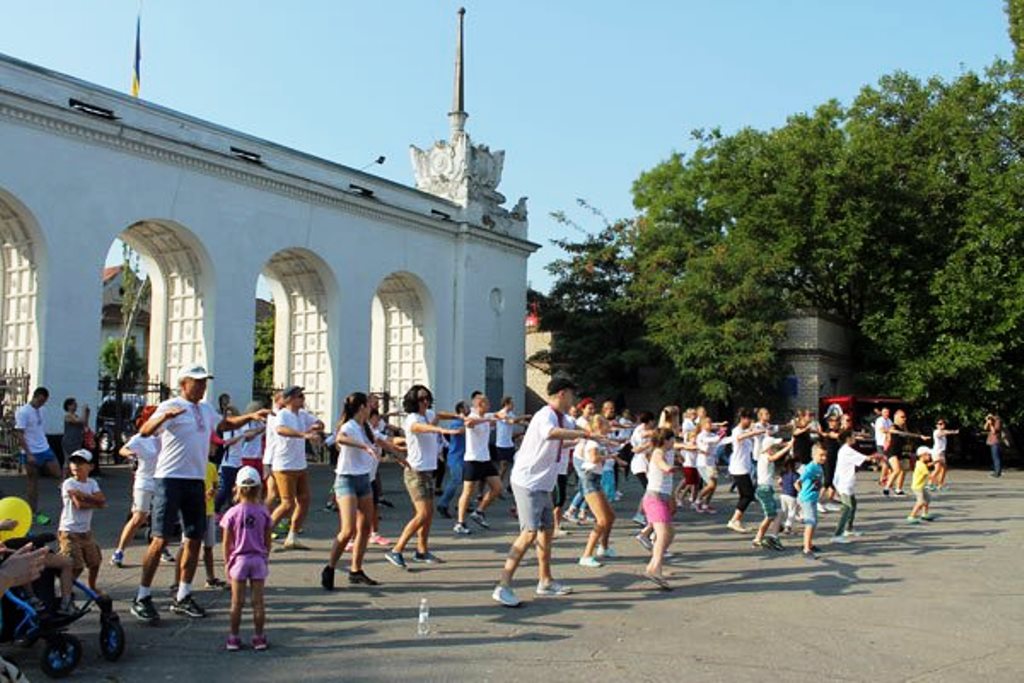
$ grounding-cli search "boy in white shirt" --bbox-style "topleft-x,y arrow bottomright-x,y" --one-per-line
58,449 -> 106,591
831,432 -> 886,543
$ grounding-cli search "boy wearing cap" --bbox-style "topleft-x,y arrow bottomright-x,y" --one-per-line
58,449 -> 106,592
907,447 -> 936,524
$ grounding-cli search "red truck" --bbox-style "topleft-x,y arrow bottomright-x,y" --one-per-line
818,395 -> 910,453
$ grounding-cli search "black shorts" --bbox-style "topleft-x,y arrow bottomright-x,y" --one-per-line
152,478 -> 207,540
463,460 -> 499,482
493,446 -> 516,463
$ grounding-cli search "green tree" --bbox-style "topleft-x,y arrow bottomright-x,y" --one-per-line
253,314 -> 275,389
100,338 -> 144,383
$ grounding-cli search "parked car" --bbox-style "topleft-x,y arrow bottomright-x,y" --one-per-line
818,395 -> 912,454
95,394 -> 148,454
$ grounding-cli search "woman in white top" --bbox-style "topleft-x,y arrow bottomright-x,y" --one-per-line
641,428 -> 680,590
579,415 -> 618,567
727,409 -> 766,534
322,392 -> 382,589
929,418 -> 958,490
628,412 -> 655,526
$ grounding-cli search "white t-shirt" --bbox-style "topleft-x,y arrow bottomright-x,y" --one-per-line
239,420 -> 265,460
681,446 -> 698,468
874,416 -> 892,448
14,404 -> 49,453
262,412 -> 279,467
59,477 -> 101,533
335,419 -> 376,476
580,439 -> 604,473
124,433 -> 160,492
646,448 -> 676,496
510,405 -> 564,493
557,442 -> 573,476
834,444 -> 869,496
729,426 -> 755,476
629,428 -> 649,474
221,429 -> 244,469
697,431 -> 721,469
464,412 -> 492,462
756,447 -> 777,484
153,398 -> 218,480
932,429 -> 947,456
495,412 -> 516,448
272,408 -> 317,471
404,413 -> 439,472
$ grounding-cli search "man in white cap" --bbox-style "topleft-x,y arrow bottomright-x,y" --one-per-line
131,365 -> 269,624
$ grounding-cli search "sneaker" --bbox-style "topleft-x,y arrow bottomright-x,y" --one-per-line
631,513 -> 647,527
816,503 -> 827,514
906,516 -> 921,525
282,539 -> 310,551
782,526 -> 793,535
131,596 -> 160,624
634,533 -> 654,552
384,551 -> 407,570
369,533 -> 391,546
802,550 -> 818,561
921,513 -> 935,521
33,513 -> 51,526
412,551 -> 443,564
535,580 -> 572,596
882,488 -> 891,497
642,573 -> 672,591
765,536 -> 785,551
110,549 -> 125,568
321,565 -> 335,591
825,503 -> 842,512
578,556 -> 603,568
492,584 -> 521,607
251,634 -> 268,651
894,489 -> 907,497
831,535 -> 851,544
348,570 -> 380,586
726,520 -> 750,534
751,538 -> 764,549
436,505 -> 452,519
844,530 -> 863,538
205,578 -> 228,590
274,520 -> 290,534
553,527 -> 570,538
453,523 -> 472,536
161,549 -> 177,564
226,635 -> 242,652
170,594 -> 207,618
469,510 -> 490,529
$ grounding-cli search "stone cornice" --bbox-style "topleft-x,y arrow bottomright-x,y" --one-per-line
0,89 -> 539,256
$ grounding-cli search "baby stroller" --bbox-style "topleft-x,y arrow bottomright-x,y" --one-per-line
1,534 -> 125,679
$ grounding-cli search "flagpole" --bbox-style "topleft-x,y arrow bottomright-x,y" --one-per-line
131,1 -> 142,97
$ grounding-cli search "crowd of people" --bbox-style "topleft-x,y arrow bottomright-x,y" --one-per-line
1,369 -> 1012,652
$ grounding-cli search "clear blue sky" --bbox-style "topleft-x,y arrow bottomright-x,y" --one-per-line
0,1 -> 1012,293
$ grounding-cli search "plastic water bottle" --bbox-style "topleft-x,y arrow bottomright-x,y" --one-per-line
417,598 -> 431,637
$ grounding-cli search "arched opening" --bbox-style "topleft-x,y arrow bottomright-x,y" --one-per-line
370,272 -> 436,406
101,220 -> 211,389
259,248 -> 335,420
0,190 -> 41,380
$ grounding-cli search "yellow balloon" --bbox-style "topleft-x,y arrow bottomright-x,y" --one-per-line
0,497 -> 33,542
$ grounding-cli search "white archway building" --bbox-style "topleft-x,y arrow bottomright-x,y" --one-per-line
0,10 -> 535,431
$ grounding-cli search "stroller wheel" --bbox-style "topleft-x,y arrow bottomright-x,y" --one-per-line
99,620 -> 126,661
40,633 -> 82,678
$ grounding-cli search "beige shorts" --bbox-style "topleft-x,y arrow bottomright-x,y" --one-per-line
58,530 -> 101,572
273,469 -> 310,502
132,487 -> 154,514
403,469 -> 435,502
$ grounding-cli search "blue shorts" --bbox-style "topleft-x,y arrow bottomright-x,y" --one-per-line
799,500 -> 818,528
334,473 -> 372,498
580,471 -> 603,496
152,478 -> 207,540
20,447 -> 58,468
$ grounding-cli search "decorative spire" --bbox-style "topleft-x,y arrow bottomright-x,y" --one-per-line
448,7 -> 467,135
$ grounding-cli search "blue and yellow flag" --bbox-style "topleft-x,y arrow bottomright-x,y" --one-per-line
131,14 -> 141,97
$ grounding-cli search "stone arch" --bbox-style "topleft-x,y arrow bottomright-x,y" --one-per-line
117,220 -> 214,385
370,271 -> 437,404
0,188 -> 43,379
262,248 -> 337,420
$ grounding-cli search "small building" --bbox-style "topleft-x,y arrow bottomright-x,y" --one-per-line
99,265 -> 150,363
778,311 -> 855,414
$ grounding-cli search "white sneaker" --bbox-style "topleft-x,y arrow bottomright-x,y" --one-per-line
535,580 -> 572,596
843,530 -> 863,538
492,585 -> 521,607
817,503 -> 827,514
453,523 -> 472,536
578,556 -> 603,568
726,520 -> 750,534
831,535 -> 851,544
825,503 -> 842,512
597,546 -> 617,559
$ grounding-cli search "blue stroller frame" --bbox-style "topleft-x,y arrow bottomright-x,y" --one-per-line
1,536 -> 126,679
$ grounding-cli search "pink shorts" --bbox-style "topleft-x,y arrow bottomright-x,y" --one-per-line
228,554 -> 269,582
642,493 -> 673,524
